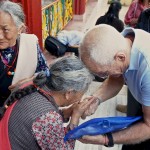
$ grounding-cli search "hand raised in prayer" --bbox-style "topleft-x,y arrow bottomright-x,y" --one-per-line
81,96 -> 101,119
70,98 -> 96,126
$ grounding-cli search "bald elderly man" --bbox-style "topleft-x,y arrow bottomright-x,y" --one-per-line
79,24 -> 150,150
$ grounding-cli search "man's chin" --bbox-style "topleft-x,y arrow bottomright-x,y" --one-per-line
111,74 -> 121,78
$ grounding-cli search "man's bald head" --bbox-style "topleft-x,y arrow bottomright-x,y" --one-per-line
79,24 -> 127,66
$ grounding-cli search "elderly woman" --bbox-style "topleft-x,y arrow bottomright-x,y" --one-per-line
0,56 -> 94,150
0,1 -> 49,106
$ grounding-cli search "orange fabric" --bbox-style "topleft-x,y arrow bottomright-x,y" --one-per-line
0,101 -> 17,150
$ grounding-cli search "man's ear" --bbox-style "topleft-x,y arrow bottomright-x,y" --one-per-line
114,52 -> 126,62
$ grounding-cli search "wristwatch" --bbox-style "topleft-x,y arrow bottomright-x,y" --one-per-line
104,133 -> 114,147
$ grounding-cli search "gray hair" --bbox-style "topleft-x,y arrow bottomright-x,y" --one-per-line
80,24 -> 127,66
0,56 -> 93,119
0,1 -> 25,28
48,56 -> 93,92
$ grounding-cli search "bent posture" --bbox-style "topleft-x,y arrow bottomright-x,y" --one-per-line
79,24 -> 150,150
0,56 -> 94,150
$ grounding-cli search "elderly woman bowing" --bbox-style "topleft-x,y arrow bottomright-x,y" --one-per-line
0,56 -> 94,150
0,1 -> 49,106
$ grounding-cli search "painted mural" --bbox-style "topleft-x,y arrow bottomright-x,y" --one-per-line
42,0 -> 73,43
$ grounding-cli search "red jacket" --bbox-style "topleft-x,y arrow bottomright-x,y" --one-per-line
0,102 -> 17,150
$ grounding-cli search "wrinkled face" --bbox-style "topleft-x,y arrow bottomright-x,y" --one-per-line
0,11 -> 19,49
82,57 -> 123,79
65,91 -> 85,106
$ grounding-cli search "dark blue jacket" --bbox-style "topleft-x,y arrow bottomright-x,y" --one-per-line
136,8 -> 150,33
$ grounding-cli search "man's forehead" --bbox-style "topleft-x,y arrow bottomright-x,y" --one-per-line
81,57 -> 100,72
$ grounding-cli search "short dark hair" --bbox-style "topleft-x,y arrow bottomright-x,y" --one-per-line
106,1 -> 122,18
95,1 -> 124,32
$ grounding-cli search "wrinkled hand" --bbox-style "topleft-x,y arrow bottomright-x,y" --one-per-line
79,135 -> 104,145
61,105 -> 74,122
9,75 -> 35,91
81,96 -> 100,119
70,98 -> 96,125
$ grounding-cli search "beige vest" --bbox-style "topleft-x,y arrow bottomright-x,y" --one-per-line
12,33 -> 38,85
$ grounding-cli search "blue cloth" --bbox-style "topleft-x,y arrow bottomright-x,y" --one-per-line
35,44 -> 50,77
64,116 -> 141,142
122,28 -> 150,106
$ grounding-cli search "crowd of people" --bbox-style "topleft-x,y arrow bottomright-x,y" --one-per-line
1,0 -> 150,150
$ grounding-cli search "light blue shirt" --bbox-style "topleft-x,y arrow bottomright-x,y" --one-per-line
122,28 -> 150,106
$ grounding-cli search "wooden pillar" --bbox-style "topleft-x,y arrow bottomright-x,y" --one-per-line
11,0 -> 43,48
74,0 -> 86,15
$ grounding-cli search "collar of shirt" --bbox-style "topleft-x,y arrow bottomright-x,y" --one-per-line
121,27 -> 139,73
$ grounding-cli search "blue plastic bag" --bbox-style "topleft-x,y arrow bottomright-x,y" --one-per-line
64,116 -> 141,142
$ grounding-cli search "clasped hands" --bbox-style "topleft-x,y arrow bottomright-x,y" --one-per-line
62,96 -> 105,144
62,96 -> 101,126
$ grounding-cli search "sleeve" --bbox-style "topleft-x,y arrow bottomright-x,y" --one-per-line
141,70 -> 150,106
135,13 -> 143,29
35,43 -> 50,77
135,11 -> 143,29
32,111 -> 75,150
124,2 -> 137,25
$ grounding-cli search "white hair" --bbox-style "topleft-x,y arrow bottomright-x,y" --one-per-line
79,24 -> 127,65
0,1 -> 25,29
